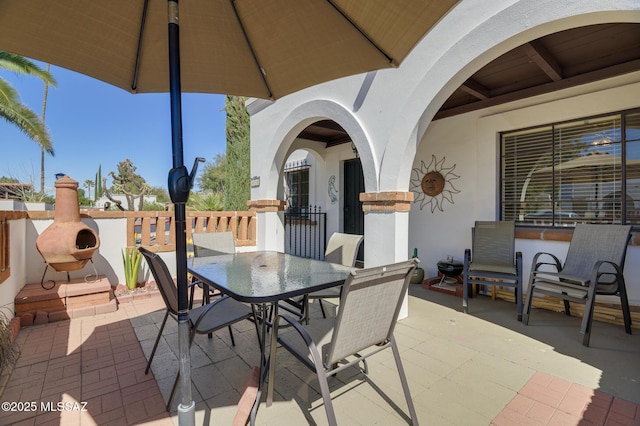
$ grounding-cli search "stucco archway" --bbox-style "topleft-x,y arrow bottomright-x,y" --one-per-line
250,99 -> 377,202
377,1 -> 640,192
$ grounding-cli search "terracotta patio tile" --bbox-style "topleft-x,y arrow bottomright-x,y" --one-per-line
610,397 -> 638,419
506,394 -> 536,413
491,406 -> 540,426
40,379 -> 81,398
100,389 -> 123,413
9,417 -> 37,426
529,371 -> 555,387
558,389 -> 591,416
82,354 -> 115,372
581,404 -> 609,425
143,394 -> 168,417
528,400 -> 556,424
0,410 -> 37,425
120,380 -> 162,404
81,369 -> 101,386
123,399 -> 148,425
82,377 -> 120,400
84,395 -> 103,416
91,407 -> 126,425
606,410 -> 640,425
590,390 -> 615,409
547,376 -> 572,395
99,365 -> 118,381
548,408 -> 581,425
520,381 -> 566,409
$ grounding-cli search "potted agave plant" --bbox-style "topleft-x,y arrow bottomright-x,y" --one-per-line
122,247 -> 143,291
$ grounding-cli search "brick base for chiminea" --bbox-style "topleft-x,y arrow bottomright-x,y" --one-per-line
422,273 -> 464,297
14,276 -> 116,325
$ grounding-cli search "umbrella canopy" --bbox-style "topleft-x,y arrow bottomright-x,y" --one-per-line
0,0 -> 458,99
0,1 -> 460,422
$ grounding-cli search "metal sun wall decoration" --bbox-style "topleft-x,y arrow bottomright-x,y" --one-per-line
410,155 -> 460,212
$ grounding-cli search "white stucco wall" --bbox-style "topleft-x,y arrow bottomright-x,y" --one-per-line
0,219 -> 27,317
411,76 -> 640,305
24,218 -> 175,289
249,0 -> 640,311
26,217 -> 129,286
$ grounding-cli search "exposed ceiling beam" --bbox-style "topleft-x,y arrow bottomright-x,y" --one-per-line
434,59 -> 640,120
460,78 -> 490,100
523,40 -> 563,81
297,131 -> 328,143
309,120 -> 344,130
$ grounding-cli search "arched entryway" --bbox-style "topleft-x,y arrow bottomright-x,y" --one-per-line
281,120 -> 365,262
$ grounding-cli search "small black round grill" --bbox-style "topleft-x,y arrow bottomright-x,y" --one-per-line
437,258 -> 463,285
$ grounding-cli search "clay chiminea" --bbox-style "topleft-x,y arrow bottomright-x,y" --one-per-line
36,176 -> 100,272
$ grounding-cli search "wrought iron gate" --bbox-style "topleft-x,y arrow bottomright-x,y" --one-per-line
284,206 -> 326,260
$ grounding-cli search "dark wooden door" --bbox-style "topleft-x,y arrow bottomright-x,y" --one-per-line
343,159 -> 365,261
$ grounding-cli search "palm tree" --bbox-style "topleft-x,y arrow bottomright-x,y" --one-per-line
0,51 -> 57,155
84,179 -> 94,201
40,63 -> 51,193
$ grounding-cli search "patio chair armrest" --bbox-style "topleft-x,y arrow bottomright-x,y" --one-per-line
591,260 -> 624,283
278,314 -> 314,347
277,314 -> 325,370
191,295 -> 232,329
530,251 -> 562,273
464,248 -> 471,268
278,298 -> 306,323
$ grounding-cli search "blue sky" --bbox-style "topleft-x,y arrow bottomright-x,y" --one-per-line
1,62 -> 227,194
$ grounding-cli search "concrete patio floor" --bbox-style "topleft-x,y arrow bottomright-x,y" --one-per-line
1,284 -> 639,425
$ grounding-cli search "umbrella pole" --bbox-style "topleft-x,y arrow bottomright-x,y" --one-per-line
167,1 -> 195,424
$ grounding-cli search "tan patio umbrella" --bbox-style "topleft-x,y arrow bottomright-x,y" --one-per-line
0,1 -> 459,422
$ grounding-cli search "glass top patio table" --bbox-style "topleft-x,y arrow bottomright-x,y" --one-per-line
188,251 -> 354,303
188,251 -> 355,423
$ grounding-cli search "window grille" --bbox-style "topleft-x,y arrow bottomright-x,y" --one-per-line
284,161 -> 310,212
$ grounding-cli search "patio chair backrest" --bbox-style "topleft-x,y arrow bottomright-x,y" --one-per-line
193,231 -> 235,257
561,224 -> 632,281
471,221 -> 515,269
139,247 -> 179,315
325,258 -> 417,366
324,232 -> 363,266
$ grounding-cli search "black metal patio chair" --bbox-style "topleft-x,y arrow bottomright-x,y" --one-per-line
523,224 -> 632,347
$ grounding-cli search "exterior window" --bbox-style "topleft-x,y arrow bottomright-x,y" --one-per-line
501,109 -> 640,227
285,168 -> 310,214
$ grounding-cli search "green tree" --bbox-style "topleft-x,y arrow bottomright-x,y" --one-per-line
103,159 -> 150,211
141,200 -> 167,211
77,188 -> 92,206
198,153 -> 226,193
0,51 -> 57,154
83,179 -> 94,201
148,185 -> 170,204
94,165 -> 102,201
224,96 -> 250,211
0,176 -> 19,183
187,191 -> 224,211
39,63 -> 52,194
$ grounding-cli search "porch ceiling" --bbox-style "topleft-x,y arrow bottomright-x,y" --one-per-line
301,23 -> 640,143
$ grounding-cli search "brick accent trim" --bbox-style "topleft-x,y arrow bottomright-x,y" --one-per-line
246,199 -> 286,212
359,191 -> 414,212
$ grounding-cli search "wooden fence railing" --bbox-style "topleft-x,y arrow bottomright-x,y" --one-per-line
125,210 -> 256,252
